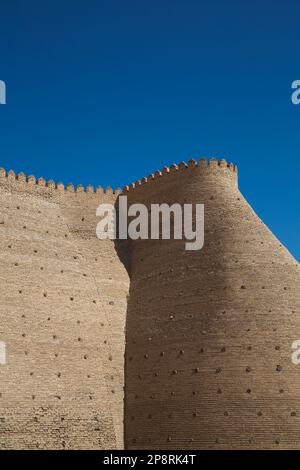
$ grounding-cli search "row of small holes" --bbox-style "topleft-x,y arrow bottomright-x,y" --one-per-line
130,410 -> 297,420
133,388 -> 287,398
16,290 -> 115,307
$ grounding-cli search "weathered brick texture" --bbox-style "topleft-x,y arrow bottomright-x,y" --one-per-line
0,173 -> 128,449
124,159 -> 300,450
0,159 -> 299,449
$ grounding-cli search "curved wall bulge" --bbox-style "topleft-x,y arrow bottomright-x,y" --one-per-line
0,159 -> 299,450
124,160 -> 300,449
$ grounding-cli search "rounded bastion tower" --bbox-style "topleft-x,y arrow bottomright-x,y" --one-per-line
124,158 -> 300,450
0,158 -> 299,450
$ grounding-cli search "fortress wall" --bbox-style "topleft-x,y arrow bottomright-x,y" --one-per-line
1,159 -> 299,450
0,171 -> 129,449
58,189 -> 129,449
124,159 -> 300,449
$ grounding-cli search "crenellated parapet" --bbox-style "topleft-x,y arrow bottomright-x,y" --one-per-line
0,157 -> 237,199
122,158 -> 238,193
0,167 -> 122,196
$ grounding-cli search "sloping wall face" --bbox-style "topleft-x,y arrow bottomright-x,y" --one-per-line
0,159 -> 300,450
124,161 -> 300,450
0,174 -> 129,449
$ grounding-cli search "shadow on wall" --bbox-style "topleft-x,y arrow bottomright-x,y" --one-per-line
114,194 -> 132,276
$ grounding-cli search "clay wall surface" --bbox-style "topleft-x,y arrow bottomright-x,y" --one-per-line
0,159 -> 299,450
124,159 -> 300,449
0,171 -> 129,449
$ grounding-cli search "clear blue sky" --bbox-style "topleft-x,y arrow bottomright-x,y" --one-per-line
0,0 -> 299,260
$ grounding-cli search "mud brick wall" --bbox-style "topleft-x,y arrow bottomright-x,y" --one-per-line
124,159 -> 300,450
0,171 -> 129,449
0,159 -> 299,450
